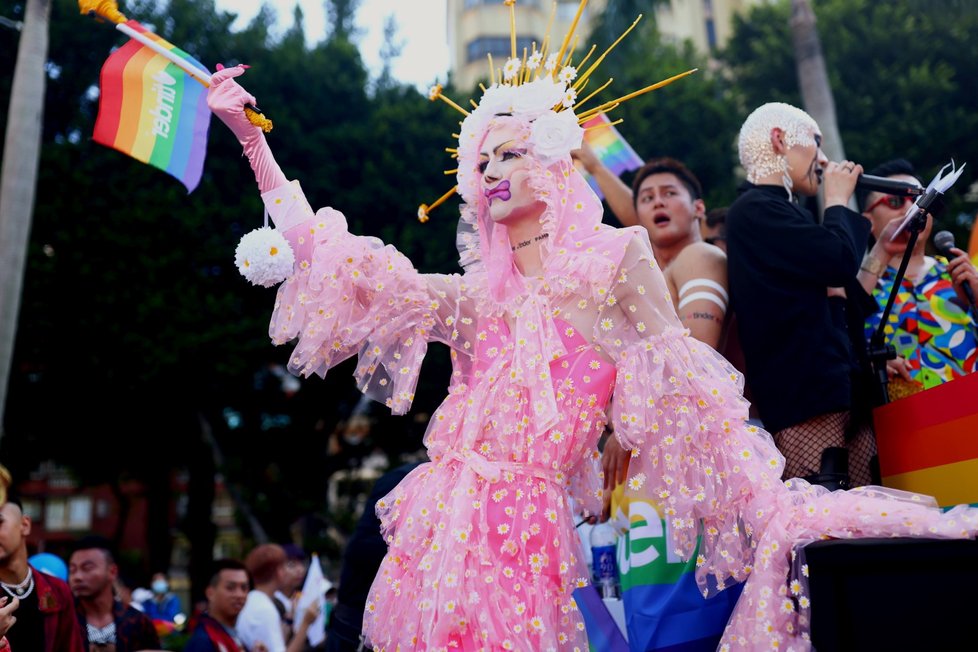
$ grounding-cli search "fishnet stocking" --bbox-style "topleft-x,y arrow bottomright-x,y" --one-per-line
773,411 -> 878,487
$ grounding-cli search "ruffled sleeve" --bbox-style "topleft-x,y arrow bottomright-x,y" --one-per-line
595,235 -> 785,593
567,446 -> 604,519
264,181 -> 475,414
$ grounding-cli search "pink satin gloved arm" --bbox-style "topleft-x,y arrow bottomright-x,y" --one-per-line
207,64 -> 288,193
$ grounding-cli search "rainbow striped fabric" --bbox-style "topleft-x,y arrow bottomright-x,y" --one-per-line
875,371 -> 978,507
93,20 -> 210,192
578,113 -> 644,200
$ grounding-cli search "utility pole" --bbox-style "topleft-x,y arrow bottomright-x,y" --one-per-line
0,0 -> 51,443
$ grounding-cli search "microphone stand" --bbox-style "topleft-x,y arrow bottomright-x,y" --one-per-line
867,188 -> 941,405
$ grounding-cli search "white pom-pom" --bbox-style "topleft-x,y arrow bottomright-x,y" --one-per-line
234,227 -> 295,287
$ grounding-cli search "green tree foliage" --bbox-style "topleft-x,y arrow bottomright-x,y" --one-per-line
584,1 -> 742,209
0,0 -> 455,584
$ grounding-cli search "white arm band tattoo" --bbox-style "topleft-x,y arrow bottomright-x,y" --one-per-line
677,278 -> 728,312
677,291 -> 727,312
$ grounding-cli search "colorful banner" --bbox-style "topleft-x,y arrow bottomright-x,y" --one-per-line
573,584 -> 629,652
874,371 -> 978,507
578,113 -> 644,200
969,217 -> 978,268
612,486 -> 742,651
93,20 -> 210,192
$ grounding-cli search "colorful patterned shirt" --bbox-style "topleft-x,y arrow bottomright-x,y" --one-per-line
865,256 -> 978,387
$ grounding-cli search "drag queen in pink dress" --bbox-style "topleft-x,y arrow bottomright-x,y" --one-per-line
207,51 -> 978,652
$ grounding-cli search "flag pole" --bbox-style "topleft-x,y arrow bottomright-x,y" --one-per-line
113,22 -> 211,87
78,0 -> 272,131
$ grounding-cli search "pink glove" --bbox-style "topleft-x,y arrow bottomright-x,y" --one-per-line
207,64 -> 287,193
207,64 -> 261,148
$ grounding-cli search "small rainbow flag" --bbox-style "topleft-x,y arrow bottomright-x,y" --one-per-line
577,113 -> 644,200
93,20 -> 210,192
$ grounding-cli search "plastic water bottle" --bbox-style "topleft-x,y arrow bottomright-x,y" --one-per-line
589,520 -> 621,599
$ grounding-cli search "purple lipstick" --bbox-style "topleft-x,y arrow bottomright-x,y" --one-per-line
485,180 -> 512,204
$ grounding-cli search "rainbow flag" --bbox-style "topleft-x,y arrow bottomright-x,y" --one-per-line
573,585 -> 629,652
969,217 -> 978,268
874,371 -> 978,507
578,113 -> 644,200
93,20 -> 210,192
612,485 -> 742,651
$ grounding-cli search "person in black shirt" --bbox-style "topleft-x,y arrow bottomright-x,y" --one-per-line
726,102 -> 906,487
325,461 -> 423,652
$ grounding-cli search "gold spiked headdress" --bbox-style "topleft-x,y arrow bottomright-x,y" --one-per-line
417,0 -> 695,222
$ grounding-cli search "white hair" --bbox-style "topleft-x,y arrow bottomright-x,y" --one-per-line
738,102 -> 819,183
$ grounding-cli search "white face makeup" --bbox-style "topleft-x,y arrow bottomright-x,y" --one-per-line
478,119 -> 546,225
784,131 -> 828,197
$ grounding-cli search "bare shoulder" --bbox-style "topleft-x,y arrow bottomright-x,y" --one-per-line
671,242 -> 727,284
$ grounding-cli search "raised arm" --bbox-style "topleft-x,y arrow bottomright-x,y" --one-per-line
572,142 -> 638,227
207,65 -> 484,413
207,65 -> 288,193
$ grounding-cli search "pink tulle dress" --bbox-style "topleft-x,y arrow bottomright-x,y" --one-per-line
209,71 -> 978,651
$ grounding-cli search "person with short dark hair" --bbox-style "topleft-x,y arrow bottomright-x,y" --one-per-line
184,559 -> 250,652
0,495 -> 85,652
69,535 -> 161,652
0,465 -> 16,652
702,206 -> 728,251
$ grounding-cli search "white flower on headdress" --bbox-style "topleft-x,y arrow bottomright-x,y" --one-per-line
512,77 -> 566,118
544,54 -> 559,73
503,57 -> 521,81
478,84 -> 517,115
558,66 -> 578,84
561,88 -> 578,109
235,226 -> 295,287
529,109 -> 584,165
527,50 -> 543,70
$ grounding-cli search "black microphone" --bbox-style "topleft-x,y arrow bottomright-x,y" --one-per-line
934,230 -> 977,309
856,174 -> 923,197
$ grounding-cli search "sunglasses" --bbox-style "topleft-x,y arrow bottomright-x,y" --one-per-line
866,194 -> 913,212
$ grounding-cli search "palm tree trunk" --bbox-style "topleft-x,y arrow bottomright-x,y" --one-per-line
0,0 -> 51,442
790,0 -> 845,164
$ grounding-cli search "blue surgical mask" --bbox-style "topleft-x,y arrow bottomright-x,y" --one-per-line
152,579 -> 169,594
